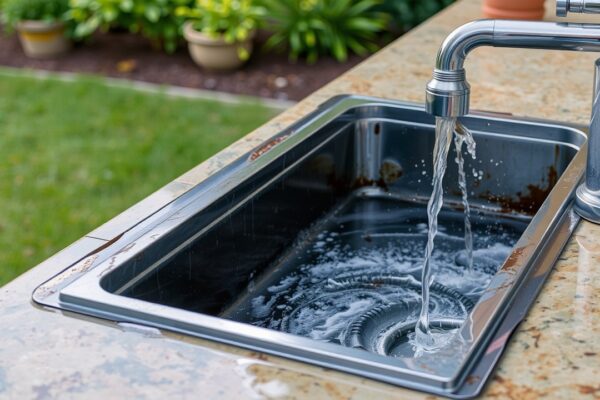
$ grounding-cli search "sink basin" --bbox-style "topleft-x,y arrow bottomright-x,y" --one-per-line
34,96 -> 587,398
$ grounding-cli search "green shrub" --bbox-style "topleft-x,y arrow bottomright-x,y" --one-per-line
262,0 -> 388,63
176,0 -> 266,60
67,0 -> 193,53
380,0 -> 454,32
2,0 -> 69,30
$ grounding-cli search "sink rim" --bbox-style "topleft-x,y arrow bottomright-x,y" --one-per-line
32,95 -> 588,398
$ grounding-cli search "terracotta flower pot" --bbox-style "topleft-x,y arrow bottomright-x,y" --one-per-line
482,0 -> 546,20
183,22 -> 254,71
17,20 -> 70,59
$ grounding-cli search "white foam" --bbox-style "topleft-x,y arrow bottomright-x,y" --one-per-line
304,298 -> 377,341
267,275 -> 298,294
251,295 -> 278,319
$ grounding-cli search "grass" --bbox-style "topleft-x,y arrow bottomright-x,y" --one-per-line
0,72 -> 277,286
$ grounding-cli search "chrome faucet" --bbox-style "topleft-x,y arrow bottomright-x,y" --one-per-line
425,2 -> 600,223
557,0 -> 600,15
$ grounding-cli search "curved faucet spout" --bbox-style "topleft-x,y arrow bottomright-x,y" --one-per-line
435,20 -> 495,72
426,19 -> 600,117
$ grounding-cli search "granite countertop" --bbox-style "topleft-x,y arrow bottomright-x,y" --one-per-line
1,0 -> 599,398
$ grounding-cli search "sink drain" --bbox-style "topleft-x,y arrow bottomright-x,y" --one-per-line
345,303 -> 465,357
334,275 -> 474,356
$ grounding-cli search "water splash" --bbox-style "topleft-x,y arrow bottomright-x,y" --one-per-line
414,118 -> 479,352
454,122 -> 477,273
414,117 -> 455,350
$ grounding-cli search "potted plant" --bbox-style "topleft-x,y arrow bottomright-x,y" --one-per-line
179,0 -> 266,71
2,0 -> 70,58
482,0 -> 545,20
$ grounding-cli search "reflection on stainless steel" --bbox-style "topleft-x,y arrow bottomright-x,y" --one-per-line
557,0 -> 600,16
426,6 -> 600,221
575,58 -> 600,222
33,96 -> 587,398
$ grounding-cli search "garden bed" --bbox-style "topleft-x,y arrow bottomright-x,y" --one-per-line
0,30 -> 366,101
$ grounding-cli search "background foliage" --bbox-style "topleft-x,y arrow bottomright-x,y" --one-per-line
262,0 -> 388,63
2,0 -> 455,58
2,0 -> 69,30
380,0 -> 455,32
68,0 -> 193,52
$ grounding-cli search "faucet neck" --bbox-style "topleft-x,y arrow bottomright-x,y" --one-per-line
427,19 -> 600,117
437,19 -> 600,72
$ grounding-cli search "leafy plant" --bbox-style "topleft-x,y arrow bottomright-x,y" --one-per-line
262,0 -> 388,63
2,0 -> 69,30
379,0 -> 454,32
67,0 -> 193,53
176,0 -> 266,60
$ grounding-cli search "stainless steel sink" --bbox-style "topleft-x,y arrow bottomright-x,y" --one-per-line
34,96 -> 587,398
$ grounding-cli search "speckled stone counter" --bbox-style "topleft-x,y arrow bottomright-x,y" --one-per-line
1,0 -> 599,398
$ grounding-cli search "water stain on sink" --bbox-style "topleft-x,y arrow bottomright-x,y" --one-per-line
480,165 -> 559,215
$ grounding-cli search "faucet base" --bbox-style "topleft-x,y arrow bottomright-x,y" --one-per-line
574,183 -> 600,223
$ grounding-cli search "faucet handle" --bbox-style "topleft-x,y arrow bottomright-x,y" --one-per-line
557,0 -> 600,16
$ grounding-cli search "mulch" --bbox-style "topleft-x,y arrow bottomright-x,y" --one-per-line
0,30 -> 369,101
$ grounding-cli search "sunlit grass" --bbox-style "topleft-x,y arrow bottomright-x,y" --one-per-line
0,72 -> 276,286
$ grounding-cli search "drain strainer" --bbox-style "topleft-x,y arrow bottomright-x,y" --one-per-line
345,303 -> 466,357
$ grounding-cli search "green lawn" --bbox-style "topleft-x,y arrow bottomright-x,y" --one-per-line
0,72 -> 277,286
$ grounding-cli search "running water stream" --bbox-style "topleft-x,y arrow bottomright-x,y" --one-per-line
414,117 -> 477,350
454,123 -> 477,273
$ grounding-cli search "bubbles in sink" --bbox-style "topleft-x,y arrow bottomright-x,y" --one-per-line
430,241 -> 513,300
284,291 -> 384,342
245,210 -> 521,357
282,275 -> 473,345
267,275 -> 299,294
250,295 -> 278,319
